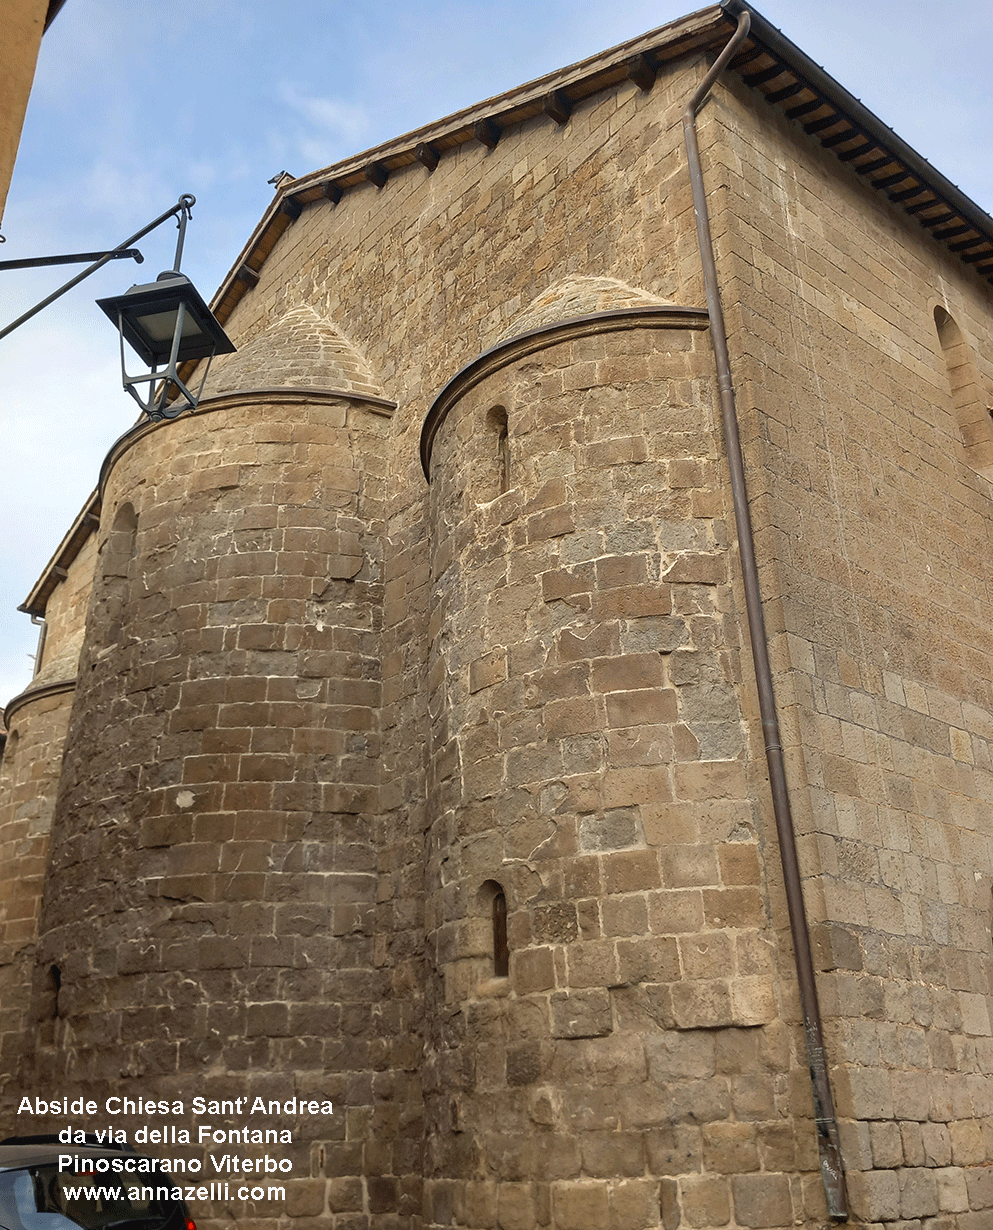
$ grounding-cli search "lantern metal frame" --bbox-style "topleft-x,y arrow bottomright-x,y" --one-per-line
96,196 -> 235,420
0,194 -> 235,422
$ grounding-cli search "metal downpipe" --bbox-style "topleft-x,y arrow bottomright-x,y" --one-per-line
681,11 -> 849,1220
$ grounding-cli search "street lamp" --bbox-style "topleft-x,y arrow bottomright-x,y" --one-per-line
0,193 -> 234,421
96,195 -> 234,420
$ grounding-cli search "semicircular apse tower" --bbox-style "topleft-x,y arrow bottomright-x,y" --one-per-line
419,277 -> 792,1225
22,301 -> 402,1204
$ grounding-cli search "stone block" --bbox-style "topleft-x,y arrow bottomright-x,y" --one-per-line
609,1179 -> 657,1230
327,1177 -> 364,1213
550,989 -> 612,1038
812,921 -> 864,972
964,1164 -> 993,1208
285,1180 -> 327,1217
922,1121 -> 952,1167
592,653 -> 666,693
869,1120 -> 904,1169
949,1118 -> 986,1165
934,1167 -> 969,1213
702,1121 -> 758,1174
595,554 -> 649,588
846,1168 -> 900,1222
730,976 -> 776,1026
664,552 -> 727,584
673,759 -> 747,801
616,936 -> 680,984
579,807 -> 641,852
565,939 -> 618,987
659,1177 -> 680,1230
718,842 -> 762,887
545,695 -> 602,736
528,504 -> 575,542
680,1174 -> 730,1228
464,1181 -> 498,1228
601,894 -> 649,937
558,622 -> 620,662
702,887 -> 764,929
513,946 -> 555,993
583,436 -> 649,468
552,1182 -> 610,1230
580,1131 -> 645,1177
899,1167 -> 939,1218
606,688 -> 678,728
507,1042 -> 543,1085
661,844 -> 719,888
594,584 -> 672,618
671,979 -> 733,1030
648,888 -> 704,934
497,1182 -> 535,1230
542,563 -> 595,602
602,849 -> 661,894
602,766 -> 670,810
731,1172 -> 793,1228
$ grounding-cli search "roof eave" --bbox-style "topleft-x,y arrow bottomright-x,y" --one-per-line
202,6 -> 729,329
720,0 -> 993,275
19,490 -> 100,619
199,0 -> 992,373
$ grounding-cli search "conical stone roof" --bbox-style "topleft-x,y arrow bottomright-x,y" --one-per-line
494,276 -> 674,346
200,305 -> 384,400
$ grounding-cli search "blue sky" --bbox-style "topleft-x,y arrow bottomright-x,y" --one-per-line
1,0 -> 990,704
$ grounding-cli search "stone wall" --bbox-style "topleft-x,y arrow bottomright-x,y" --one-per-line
0,687 -> 74,1096
3,13 -> 993,1230
711,68 -> 993,1229
420,299 -> 815,1227
0,529 -> 96,1107
25,385 -> 400,1219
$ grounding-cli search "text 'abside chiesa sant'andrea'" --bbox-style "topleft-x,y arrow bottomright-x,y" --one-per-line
2,3 -> 993,1228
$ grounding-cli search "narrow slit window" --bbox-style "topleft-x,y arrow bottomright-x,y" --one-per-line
492,890 -> 509,977
483,405 -> 510,499
100,502 -> 139,648
49,964 -> 62,1019
497,416 -> 510,494
934,306 -> 993,479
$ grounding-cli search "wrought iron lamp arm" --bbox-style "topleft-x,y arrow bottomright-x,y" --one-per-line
0,194 -> 195,343
0,248 -> 142,272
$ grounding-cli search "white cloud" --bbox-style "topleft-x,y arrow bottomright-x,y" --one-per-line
277,85 -> 372,167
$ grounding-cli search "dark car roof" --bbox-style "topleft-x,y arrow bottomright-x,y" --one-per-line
0,1144 -> 133,1173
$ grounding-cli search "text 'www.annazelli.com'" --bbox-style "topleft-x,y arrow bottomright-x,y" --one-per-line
61,1183 -> 286,1203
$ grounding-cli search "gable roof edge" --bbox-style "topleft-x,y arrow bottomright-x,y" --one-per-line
721,0 -> 993,280
201,1 -> 992,367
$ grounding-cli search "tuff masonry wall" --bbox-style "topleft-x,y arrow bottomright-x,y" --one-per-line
1,8 -> 992,1230
0,528 -> 96,1097
711,65 -> 993,1227
421,293 -> 802,1229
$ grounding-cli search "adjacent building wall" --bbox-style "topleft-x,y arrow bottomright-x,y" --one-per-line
0,529 -> 95,1102
711,68 -> 993,1227
0,0 -> 50,225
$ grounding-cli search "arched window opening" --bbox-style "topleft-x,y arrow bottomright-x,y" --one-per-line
49,964 -> 62,1019
934,306 -> 993,479
0,729 -> 13,775
492,890 -> 509,977
99,503 -> 139,648
104,502 -> 139,579
473,879 -> 511,989
481,405 -> 510,500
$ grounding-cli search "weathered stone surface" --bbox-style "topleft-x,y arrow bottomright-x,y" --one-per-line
2,8 -> 993,1230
